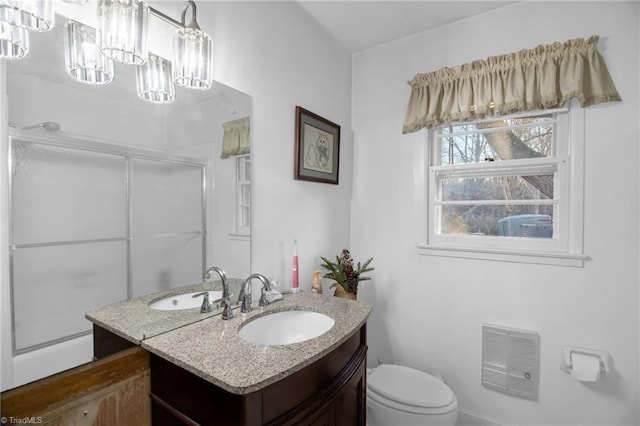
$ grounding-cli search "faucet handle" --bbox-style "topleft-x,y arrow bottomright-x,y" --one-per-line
212,296 -> 234,320
192,291 -> 212,313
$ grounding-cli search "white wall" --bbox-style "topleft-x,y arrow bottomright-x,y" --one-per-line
352,2 -> 639,425
192,1 -> 354,292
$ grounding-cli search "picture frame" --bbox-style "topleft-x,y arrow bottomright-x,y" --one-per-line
294,106 -> 341,185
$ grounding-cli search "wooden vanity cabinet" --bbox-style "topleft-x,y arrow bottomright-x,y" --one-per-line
93,324 -> 136,360
149,325 -> 367,426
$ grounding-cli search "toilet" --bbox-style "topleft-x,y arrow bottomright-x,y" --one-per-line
367,364 -> 458,426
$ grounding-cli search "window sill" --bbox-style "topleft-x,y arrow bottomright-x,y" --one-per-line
417,243 -> 587,267
229,232 -> 250,242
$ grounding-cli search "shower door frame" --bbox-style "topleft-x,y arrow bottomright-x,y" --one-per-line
8,130 -> 208,355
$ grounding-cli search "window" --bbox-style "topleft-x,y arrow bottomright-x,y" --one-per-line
235,154 -> 251,235
420,107 -> 586,266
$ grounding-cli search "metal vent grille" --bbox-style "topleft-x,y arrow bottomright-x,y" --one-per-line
482,323 -> 540,400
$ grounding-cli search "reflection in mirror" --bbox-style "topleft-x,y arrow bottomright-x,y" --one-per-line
3,14 -> 251,390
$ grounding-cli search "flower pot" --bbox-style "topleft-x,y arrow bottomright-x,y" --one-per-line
331,283 -> 357,300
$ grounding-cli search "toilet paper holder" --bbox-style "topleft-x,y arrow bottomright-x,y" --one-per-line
561,346 -> 610,374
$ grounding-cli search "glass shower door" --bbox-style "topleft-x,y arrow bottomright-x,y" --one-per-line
130,158 -> 205,297
10,137 -> 207,354
11,140 -> 128,353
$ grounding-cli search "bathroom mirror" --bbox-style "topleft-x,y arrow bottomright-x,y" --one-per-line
3,13 -> 252,389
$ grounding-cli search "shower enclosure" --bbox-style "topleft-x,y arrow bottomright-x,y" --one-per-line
9,131 -> 206,355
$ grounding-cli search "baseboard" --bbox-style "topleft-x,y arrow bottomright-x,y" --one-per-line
457,409 -> 511,426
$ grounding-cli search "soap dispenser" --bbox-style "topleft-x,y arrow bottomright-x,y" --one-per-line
311,270 -> 323,294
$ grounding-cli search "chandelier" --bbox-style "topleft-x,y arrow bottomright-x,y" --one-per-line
0,0 -> 214,104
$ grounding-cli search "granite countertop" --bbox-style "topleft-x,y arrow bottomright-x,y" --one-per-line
141,292 -> 372,395
85,279 -> 244,344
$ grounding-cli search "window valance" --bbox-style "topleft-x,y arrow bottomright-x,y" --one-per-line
221,116 -> 251,159
403,35 -> 621,134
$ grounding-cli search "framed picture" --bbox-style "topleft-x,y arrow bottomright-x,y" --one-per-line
294,106 -> 341,185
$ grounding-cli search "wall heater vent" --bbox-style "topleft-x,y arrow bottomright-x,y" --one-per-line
482,323 -> 540,400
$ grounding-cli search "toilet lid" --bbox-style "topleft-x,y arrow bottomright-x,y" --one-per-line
368,365 -> 454,408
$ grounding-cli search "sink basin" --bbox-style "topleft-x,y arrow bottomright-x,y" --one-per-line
149,290 -> 222,311
238,310 -> 335,346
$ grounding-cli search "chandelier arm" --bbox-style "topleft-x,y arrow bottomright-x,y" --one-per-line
148,6 -> 186,30
180,0 -> 200,30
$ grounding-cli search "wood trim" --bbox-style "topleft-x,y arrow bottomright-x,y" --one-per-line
1,346 -> 149,418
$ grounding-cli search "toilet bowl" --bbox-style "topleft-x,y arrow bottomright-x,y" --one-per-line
366,364 -> 458,426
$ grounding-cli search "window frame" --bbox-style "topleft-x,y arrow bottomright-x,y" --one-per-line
233,154 -> 251,238
418,105 -> 587,267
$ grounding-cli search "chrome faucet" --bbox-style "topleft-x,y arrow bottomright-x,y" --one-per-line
203,266 -> 233,320
204,266 -> 229,297
238,273 -> 282,313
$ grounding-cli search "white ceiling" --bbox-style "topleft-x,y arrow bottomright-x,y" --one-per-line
298,1 -> 516,52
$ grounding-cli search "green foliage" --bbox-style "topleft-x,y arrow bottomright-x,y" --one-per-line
320,249 -> 374,294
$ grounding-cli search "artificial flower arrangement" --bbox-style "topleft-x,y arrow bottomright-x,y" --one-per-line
320,249 -> 374,297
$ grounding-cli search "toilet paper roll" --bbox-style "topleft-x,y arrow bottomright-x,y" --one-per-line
570,353 -> 601,382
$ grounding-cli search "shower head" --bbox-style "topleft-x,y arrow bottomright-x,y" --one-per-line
22,122 -> 61,132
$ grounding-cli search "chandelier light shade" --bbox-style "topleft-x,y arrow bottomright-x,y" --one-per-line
64,20 -> 114,85
97,0 -> 148,65
0,20 -> 29,59
173,0 -> 212,90
136,53 -> 175,104
0,0 -> 55,32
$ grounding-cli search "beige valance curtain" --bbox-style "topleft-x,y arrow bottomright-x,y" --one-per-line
221,116 -> 251,159
403,35 -> 621,134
